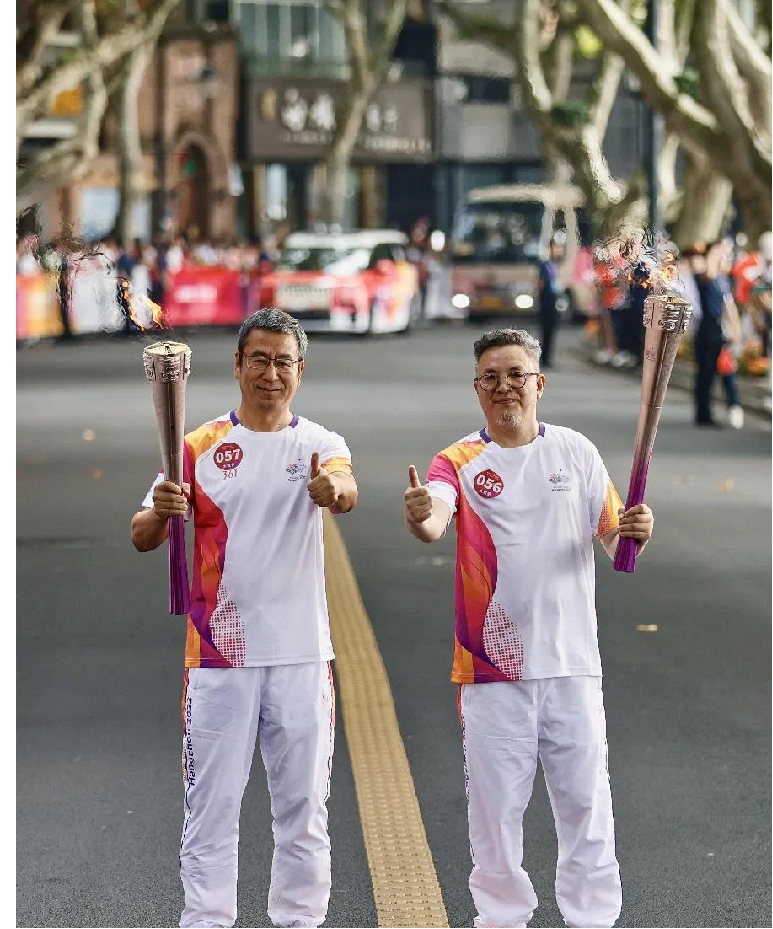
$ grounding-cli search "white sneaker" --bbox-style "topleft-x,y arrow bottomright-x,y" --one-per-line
595,349 -> 613,365
728,405 -> 744,429
611,351 -> 634,368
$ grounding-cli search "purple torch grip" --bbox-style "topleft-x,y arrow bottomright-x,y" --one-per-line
168,515 -> 191,614
143,340 -> 192,614
613,291 -> 691,574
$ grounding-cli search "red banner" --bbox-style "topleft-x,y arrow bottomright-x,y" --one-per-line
164,268 -> 249,327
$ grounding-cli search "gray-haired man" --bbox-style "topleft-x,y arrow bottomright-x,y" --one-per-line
131,309 -> 358,929
403,328 -> 653,928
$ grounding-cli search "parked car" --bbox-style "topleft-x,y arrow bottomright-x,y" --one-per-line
258,230 -> 420,334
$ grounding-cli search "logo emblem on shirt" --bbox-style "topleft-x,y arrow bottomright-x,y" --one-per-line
474,468 -> 504,499
286,459 -> 307,482
214,442 -> 244,471
549,469 -> 572,491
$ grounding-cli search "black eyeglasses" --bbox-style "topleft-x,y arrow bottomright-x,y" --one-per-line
241,353 -> 302,373
474,372 -> 540,392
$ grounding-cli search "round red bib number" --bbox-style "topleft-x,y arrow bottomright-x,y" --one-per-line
474,468 -> 504,498
214,442 -> 244,471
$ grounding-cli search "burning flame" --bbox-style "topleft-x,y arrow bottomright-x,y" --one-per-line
117,278 -> 168,331
600,226 -> 682,299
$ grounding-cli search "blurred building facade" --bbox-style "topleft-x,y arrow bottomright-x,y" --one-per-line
25,0 -> 734,242
193,0 -> 436,235
22,6 -> 239,245
433,0 -> 647,234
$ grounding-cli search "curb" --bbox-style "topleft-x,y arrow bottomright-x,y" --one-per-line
576,342 -> 772,416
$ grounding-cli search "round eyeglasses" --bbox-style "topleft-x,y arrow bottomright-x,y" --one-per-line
474,372 -> 540,392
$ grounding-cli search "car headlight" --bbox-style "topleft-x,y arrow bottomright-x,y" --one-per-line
452,293 -> 471,309
514,294 -> 534,310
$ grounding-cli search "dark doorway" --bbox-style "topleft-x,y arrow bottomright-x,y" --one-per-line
386,164 -> 435,233
175,144 -> 210,239
286,164 -> 309,230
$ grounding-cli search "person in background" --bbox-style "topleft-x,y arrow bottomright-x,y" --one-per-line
16,234 -> 41,275
750,232 -> 772,412
149,234 -> 168,309
571,227 -> 598,323
537,234 -> 565,368
731,232 -> 761,312
593,245 -> 624,365
256,237 -> 274,275
166,235 -> 186,276
716,240 -> 745,429
406,218 -> 430,314
694,240 -> 739,428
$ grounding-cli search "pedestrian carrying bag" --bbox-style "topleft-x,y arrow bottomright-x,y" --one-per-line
717,346 -> 738,376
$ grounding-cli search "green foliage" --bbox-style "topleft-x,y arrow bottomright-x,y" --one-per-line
629,0 -> 648,27
551,100 -> 590,125
574,24 -> 602,58
674,68 -> 699,99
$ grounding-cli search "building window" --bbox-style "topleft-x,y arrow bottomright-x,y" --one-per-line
235,0 -> 348,74
204,0 -> 230,22
265,163 -> 288,221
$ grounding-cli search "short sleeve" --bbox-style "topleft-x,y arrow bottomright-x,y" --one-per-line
426,452 -> 459,516
319,430 -> 353,478
585,440 -> 623,538
141,471 -> 164,509
140,441 -> 194,521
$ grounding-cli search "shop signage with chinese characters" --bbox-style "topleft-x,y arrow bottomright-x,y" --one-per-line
247,78 -> 433,162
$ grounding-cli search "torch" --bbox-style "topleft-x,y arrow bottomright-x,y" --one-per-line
143,340 -> 192,613
613,290 -> 692,573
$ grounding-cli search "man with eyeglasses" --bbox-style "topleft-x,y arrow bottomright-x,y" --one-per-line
403,328 -> 653,929
131,308 -> 357,929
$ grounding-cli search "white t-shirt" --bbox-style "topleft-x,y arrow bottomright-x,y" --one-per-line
143,411 -> 352,668
426,423 -> 623,684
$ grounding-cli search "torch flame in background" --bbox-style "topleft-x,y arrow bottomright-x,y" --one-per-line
600,225 -> 683,299
116,277 -> 168,331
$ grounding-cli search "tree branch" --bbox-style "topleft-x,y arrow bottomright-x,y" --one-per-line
369,0 -> 410,79
587,49 -> 624,135
17,0 -> 108,213
658,0 -> 677,65
514,0 -> 553,114
546,32 -> 573,102
436,1 -> 517,60
573,0 -> 720,151
692,0 -> 771,171
725,0 -> 772,137
16,0 -> 77,98
333,0 -> 370,87
675,0 -> 696,64
17,0 -> 180,131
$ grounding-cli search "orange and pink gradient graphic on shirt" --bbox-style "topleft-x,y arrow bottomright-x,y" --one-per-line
170,418 -> 354,669
428,440 -> 622,685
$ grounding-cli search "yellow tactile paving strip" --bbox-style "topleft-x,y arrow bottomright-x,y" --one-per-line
324,514 -> 450,928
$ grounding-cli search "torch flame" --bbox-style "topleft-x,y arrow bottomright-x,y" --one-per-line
604,227 -> 681,298
117,278 -> 168,331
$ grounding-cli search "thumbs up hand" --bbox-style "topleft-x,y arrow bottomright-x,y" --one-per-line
307,452 -> 340,508
404,465 -> 432,524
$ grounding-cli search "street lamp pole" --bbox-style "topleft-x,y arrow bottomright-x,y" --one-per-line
645,0 -> 663,235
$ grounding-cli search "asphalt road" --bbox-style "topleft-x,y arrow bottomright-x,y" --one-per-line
17,323 -> 771,929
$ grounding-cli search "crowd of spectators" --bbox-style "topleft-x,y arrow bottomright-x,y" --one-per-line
17,222 -> 773,425
577,231 -> 772,424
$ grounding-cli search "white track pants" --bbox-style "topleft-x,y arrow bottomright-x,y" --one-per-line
179,663 -> 335,929
460,676 -> 621,929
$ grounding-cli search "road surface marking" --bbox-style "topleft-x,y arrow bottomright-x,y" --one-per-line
324,514 -> 449,928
